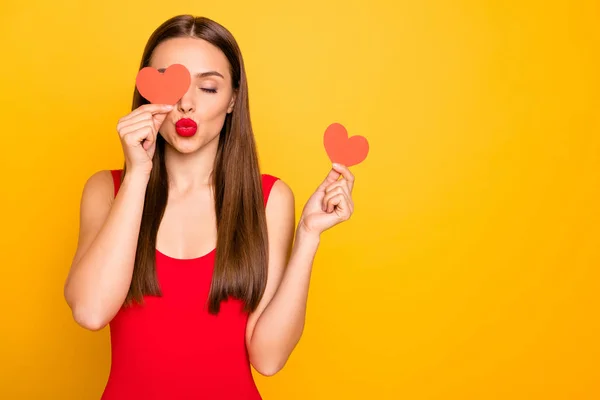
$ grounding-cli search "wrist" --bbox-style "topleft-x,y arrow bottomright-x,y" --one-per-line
123,169 -> 151,186
296,222 -> 321,243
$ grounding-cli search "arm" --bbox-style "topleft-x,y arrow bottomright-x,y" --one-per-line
245,164 -> 356,376
64,170 -> 150,331
245,179 -> 320,376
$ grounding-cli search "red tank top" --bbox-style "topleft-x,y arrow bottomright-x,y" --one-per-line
101,169 -> 279,400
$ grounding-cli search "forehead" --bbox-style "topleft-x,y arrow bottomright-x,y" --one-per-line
150,37 -> 230,80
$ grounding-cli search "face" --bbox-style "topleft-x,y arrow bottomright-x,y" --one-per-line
149,37 -> 237,153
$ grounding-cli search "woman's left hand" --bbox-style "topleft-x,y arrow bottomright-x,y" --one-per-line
298,163 -> 355,236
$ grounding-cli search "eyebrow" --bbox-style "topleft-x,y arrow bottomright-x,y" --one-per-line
157,68 -> 224,79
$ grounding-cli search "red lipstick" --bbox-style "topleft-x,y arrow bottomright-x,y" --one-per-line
175,118 -> 197,137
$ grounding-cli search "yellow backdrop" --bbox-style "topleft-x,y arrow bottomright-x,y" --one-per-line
1,0 -> 599,399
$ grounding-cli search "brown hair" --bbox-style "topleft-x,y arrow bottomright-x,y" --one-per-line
120,15 -> 268,315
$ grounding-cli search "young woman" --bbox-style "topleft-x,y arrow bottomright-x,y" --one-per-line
63,14 -> 356,399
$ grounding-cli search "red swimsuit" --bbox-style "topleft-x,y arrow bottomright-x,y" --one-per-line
100,169 -> 279,400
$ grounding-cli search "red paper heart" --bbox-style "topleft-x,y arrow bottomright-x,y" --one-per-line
323,123 -> 369,167
135,64 -> 191,104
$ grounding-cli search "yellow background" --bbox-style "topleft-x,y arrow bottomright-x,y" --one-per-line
1,0 -> 599,399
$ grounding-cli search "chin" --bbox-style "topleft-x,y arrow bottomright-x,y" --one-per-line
173,139 -> 202,153
173,133 -> 216,153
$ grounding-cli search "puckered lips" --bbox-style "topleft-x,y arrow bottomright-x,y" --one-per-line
175,118 -> 197,137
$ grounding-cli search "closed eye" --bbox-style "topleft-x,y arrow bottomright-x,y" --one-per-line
201,88 -> 217,93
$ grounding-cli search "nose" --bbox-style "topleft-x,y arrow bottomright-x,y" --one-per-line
177,84 -> 196,114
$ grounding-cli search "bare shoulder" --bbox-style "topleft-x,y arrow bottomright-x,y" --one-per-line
267,178 -> 294,209
264,178 -> 296,236
83,169 -> 115,198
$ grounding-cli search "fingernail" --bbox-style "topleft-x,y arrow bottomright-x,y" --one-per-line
332,163 -> 339,169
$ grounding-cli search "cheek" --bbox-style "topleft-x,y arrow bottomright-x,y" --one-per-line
197,97 -> 231,120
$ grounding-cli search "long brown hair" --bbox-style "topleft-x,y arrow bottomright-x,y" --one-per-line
120,15 -> 268,315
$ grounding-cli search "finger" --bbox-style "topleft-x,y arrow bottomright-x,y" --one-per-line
119,120 -> 155,137
325,180 -> 351,198
332,163 -> 355,193
120,126 -> 155,150
118,106 -> 167,131
119,111 -> 153,129
117,112 -> 152,134
143,137 -> 155,151
326,193 -> 351,219
122,126 -> 154,148
323,183 -> 350,211
152,112 -> 169,132
322,186 -> 346,212
121,111 -> 168,135
326,189 -> 354,214
131,103 -> 174,118
118,103 -> 173,126
317,168 -> 341,192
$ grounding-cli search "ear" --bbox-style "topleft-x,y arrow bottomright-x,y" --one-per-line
227,91 -> 237,114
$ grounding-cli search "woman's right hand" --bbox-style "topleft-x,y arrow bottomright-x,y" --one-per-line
116,103 -> 174,176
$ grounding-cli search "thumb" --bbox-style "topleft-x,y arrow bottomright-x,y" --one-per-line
316,168 -> 341,192
153,112 -> 169,132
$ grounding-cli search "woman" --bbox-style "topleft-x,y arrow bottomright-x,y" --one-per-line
63,14 -> 356,399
